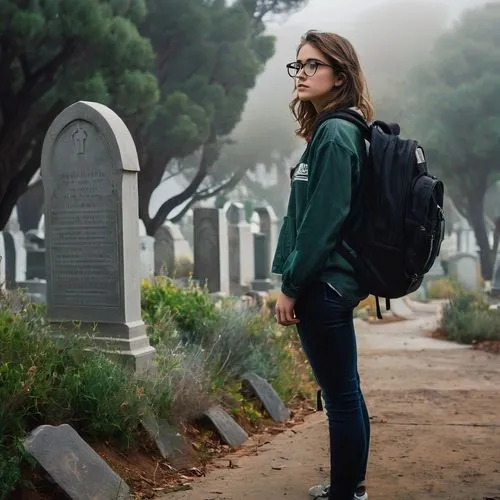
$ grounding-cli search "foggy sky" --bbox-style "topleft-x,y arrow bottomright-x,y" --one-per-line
230,0 -> 491,152
151,0 -> 492,217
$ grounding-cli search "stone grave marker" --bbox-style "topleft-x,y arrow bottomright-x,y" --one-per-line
252,232 -> 272,291
24,424 -> 130,500
251,205 -> 278,291
4,208 -> 27,284
154,222 -> 193,276
449,252 -> 479,291
492,253 -> 500,298
2,232 -> 17,289
193,208 -> 229,293
141,413 -> 193,467
202,406 -> 248,448
225,202 -> 254,293
139,220 -> 155,279
25,229 -> 46,280
11,230 -> 27,283
242,372 -> 290,423
41,101 -> 156,372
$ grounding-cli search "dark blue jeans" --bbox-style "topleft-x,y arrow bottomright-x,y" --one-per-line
295,282 -> 370,500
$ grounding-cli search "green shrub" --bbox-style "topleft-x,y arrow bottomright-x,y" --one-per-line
197,301 -> 310,402
0,297 -> 150,497
141,342 -> 212,423
50,354 -> 145,441
440,289 -> 500,344
0,451 -> 23,500
0,280 -> 314,498
141,280 -> 312,404
427,278 -> 456,299
141,277 -> 218,345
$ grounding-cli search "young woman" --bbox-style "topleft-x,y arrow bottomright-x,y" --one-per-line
272,31 -> 374,500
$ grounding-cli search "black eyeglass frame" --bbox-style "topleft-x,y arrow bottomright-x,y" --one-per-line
286,59 -> 335,78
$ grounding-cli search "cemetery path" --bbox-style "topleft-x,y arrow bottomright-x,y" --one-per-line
165,310 -> 500,500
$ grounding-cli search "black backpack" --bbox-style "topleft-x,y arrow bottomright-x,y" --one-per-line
314,109 -> 445,319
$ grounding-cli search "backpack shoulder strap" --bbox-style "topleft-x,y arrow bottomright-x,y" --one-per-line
313,108 -> 371,141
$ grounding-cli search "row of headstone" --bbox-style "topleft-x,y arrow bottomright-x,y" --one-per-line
191,203 -> 279,295
5,202 -> 278,299
23,369 -> 290,500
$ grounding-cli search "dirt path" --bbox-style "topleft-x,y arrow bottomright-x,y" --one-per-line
165,309 -> 500,500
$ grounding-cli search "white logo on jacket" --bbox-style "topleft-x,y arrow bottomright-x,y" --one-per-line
293,163 -> 308,182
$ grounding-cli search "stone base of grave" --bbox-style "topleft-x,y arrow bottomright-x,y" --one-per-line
251,278 -> 274,292
50,319 -> 156,374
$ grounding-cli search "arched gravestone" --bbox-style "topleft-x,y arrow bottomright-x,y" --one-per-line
41,101 -> 155,373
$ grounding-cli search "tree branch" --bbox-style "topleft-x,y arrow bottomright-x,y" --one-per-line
19,54 -> 31,82
148,130 -> 217,232
0,43 -> 16,122
20,40 -> 76,102
170,169 -> 248,224
0,141 -> 43,229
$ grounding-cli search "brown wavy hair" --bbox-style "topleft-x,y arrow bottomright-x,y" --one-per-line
290,30 -> 374,140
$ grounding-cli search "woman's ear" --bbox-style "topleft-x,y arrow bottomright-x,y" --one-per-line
333,73 -> 346,88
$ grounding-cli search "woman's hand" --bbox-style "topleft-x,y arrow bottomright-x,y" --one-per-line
275,292 -> 300,326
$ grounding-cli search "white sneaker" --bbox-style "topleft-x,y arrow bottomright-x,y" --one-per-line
308,483 -> 368,500
308,483 -> 328,498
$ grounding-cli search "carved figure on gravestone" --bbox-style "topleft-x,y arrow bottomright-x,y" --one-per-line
71,124 -> 88,155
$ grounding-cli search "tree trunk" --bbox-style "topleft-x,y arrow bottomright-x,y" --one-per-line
467,195 -> 494,281
0,145 -> 42,230
17,178 -> 44,231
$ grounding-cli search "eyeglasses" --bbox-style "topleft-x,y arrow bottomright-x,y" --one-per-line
286,59 -> 334,78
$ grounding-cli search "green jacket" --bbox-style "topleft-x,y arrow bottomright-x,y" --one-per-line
271,117 -> 368,303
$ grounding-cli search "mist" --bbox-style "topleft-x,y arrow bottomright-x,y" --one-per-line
229,0 -> 491,171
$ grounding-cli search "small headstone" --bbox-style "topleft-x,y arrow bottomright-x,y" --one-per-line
24,424 -> 130,500
224,202 -> 254,293
154,222 -> 193,276
241,372 -> 290,423
492,253 -> 500,298
25,230 -> 46,280
449,252 -> 479,291
254,205 -> 278,274
140,236 -> 155,279
193,208 -> 229,293
252,233 -> 273,291
141,413 -> 193,467
41,101 -> 156,373
3,232 -> 16,289
202,406 -> 248,448
12,230 -> 27,283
